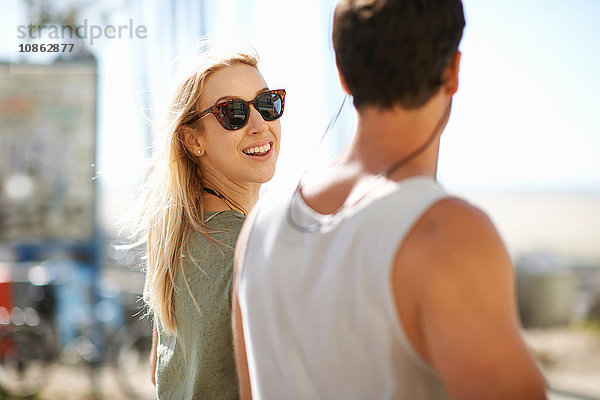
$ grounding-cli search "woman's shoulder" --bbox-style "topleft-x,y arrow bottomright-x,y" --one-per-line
187,211 -> 245,252
204,210 -> 246,228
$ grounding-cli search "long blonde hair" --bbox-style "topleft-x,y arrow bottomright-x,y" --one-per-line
136,46 -> 259,335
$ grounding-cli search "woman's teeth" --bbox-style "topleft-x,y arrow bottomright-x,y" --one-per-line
243,142 -> 271,156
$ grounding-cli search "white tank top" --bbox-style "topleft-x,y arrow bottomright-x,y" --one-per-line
238,176 -> 452,400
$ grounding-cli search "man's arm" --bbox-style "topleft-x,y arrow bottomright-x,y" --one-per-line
393,198 -> 547,400
233,288 -> 252,399
232,218 -> 253,399
149,319 -> 158,386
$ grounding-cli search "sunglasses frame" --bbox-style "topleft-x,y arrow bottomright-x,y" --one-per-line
187,89 -> 286,130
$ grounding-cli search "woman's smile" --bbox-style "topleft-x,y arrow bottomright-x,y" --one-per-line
242,140 -> 274,161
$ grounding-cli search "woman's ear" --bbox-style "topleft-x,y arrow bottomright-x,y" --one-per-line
179,125 -> 205,156
444,51 -> 461,95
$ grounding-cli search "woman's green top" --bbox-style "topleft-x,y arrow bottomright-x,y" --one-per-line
156,211 -> 245,400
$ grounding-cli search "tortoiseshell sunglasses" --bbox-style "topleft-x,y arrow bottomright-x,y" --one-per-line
187,89 -> 286,130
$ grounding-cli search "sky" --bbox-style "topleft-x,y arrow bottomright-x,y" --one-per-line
439,0 -> 600,191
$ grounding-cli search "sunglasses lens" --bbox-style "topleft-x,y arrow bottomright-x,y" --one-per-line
212,91 -> 284,130
220,100 -> 249,129
255,92 -> 283,121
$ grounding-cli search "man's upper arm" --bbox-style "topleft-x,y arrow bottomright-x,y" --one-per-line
232,212 -> 254,399
150,319 -> 158,386
396,198 -> 547,400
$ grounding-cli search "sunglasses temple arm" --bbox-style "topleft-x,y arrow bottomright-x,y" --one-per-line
186,108 -> 212,125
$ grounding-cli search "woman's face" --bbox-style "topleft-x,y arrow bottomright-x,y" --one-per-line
195,64 -> 281,187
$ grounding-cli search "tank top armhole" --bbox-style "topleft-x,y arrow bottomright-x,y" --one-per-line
379,188 -> 452,377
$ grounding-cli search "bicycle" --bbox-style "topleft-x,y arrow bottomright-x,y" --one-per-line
106,289 -> 154,400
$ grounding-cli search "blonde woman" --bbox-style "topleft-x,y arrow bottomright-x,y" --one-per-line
139,47 -> 284,398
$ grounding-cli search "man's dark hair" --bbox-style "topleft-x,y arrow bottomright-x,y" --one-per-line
333,0 -> 465,109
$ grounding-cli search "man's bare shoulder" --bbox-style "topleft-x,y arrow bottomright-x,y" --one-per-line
393,199 -> 547,400
414,196 -> 498,242
393,196 -> 514,313
402,196 -> 509,270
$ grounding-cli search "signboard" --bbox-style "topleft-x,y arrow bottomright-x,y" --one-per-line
0,61 -> 96,244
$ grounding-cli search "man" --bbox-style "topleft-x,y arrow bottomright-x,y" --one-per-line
233,0 -> 547,399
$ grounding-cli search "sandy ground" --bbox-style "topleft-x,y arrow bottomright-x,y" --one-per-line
17,359 -> 156,400
32,363 -> 153,400
524,327 -> 600,400
0,327 -> 595,400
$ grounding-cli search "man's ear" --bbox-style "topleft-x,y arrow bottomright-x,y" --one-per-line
179,125 -> 205,156
336,64 -> 352,96
444,51 -> 461,96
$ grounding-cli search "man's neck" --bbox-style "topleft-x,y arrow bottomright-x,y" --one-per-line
299,95 -> 450,215
343,94 -> 449,180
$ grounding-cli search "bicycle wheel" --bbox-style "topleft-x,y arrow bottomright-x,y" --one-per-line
0,329 -> 52,398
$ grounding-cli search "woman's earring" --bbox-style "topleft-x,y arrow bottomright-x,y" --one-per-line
197,149 -> 204,156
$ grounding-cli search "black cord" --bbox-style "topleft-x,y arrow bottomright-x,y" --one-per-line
288,98 -> 452,233
382,99 -> 452,178
202,187 -> 225,199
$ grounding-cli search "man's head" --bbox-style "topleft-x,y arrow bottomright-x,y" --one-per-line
333,0 -> 465,110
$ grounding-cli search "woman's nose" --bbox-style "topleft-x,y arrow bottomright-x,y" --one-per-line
246,106 -> 268,134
